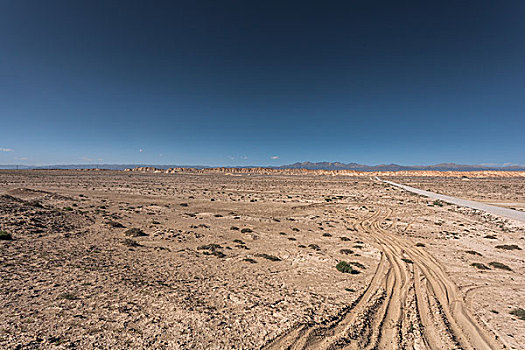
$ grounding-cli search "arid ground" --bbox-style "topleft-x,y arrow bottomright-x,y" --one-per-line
1,170 -> 524,349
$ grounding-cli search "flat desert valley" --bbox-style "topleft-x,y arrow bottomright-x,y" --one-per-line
1,170 -> 524,349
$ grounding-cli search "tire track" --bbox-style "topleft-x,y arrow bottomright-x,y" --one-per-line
262,207 -> 503,350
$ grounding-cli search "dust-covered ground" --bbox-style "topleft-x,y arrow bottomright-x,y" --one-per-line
0,170 -> 523,349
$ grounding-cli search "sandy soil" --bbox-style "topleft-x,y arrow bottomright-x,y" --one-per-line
0,170 -> 523,349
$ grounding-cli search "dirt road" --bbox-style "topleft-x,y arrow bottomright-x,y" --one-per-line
263,208 -> 504,350
378,177 -> 525,223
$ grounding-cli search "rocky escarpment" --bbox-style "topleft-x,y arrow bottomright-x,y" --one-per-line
124,167 -> 525,178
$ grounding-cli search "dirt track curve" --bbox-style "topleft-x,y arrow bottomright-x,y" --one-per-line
262,208 -> 504,350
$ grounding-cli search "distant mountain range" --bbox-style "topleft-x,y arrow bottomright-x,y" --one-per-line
277,162 -> 525,171
1,162 -> 524,171
0,164 -> 208,170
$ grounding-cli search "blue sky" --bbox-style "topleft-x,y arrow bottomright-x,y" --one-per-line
1,1 -> 524,166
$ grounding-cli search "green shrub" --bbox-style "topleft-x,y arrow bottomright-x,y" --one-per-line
198,243 -> 222,250
488,262 -> 512,271
255,253 -> 281,261
495,244 -> 521,250
510,308 -> 525,321
107,221 -> 125,228
124,228 -> 147,237
59,293 -> 78,300
0,230 -> 13,240
465,250 -> 482,256
198,244 -> 226,258
336,261 -> 360,274
123,238 -> 141,247
471,262 -> 490,270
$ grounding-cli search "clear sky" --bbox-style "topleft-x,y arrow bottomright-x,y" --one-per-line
1,1 -> 524,166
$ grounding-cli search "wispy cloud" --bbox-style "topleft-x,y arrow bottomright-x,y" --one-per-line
271,155 -> 279,160
0,148 -> 14,152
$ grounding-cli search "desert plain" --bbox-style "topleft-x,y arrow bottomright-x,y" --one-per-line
0,169 -> 524,349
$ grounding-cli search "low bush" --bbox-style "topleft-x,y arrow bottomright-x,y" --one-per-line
123,238 -> 141,247
488,262 -> 512,271
255,253 -> 281,261
471,262 -> 490,270
107,221 -> 125,228
510,308 -> 525,321
495,244 -> 521,250
0,230 -> 13,240
59,293 -> 78,300
198,243 -> 222,250
336,261 -> 360,274
124,228 -> 147,237
465,250 -> 482,256
198,243 -> 226,258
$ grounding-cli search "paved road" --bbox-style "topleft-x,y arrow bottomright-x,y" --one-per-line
376,177 -> 525,223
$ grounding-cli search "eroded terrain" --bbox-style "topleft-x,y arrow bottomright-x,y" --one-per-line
0,170 -> 523,349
